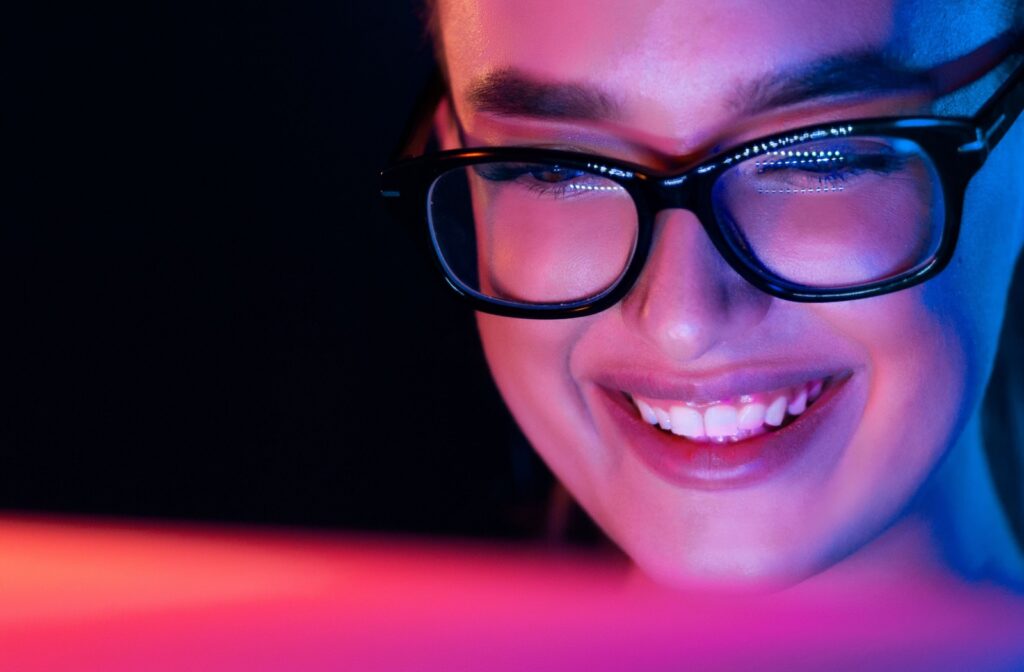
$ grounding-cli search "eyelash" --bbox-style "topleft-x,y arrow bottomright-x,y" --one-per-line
471,148 -> 908,201
474,164 -> 606,199
754,152 -> 907,185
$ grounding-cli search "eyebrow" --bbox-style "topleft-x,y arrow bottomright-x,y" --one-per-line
466,68 -> 622,120
739,51 -> 934,114
464,53 -> 934,122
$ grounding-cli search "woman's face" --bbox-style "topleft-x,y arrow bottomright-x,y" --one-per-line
435,0 -> 1024,588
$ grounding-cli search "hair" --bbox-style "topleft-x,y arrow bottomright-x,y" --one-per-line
984,256 -> 1024,543
418,0 -> 444,73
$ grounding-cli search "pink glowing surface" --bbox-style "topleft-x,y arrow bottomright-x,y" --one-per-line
0,515 -> 1021,671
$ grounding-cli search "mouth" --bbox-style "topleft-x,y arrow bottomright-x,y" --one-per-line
591,369 -> 856,489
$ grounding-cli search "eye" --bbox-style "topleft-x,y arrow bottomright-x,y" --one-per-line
473,163 -> 585,184
470,161 -> 621,199
748,144 -> 908,190
530,166 -> 585,183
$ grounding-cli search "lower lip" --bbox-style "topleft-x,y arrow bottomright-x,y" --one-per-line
592,374 -> 853,490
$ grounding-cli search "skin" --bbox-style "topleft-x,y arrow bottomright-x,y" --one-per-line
433,0 -> 1024,590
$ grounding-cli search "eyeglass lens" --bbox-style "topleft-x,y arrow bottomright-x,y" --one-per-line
713,136 -> 945,288
426,135 -> 946,306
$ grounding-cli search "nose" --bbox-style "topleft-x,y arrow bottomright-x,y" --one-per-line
620,209 -> 772,362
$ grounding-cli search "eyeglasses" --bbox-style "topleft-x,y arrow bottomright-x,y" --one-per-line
381,31 -> 1024,319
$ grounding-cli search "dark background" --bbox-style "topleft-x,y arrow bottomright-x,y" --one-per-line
8,3 -> 1023,543
6,1 -> 560,538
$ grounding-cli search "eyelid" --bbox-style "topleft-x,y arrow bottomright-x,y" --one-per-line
464,138 -> 623,158
501,142 -> 595,154
459,122 -> 643,164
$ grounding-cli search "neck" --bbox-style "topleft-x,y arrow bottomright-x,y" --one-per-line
816,411 -> 1024,591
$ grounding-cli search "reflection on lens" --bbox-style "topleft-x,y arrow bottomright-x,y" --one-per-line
428,162 -> 639,304
711,136 -> 945,289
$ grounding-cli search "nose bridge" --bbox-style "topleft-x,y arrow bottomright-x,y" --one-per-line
620,206 -> 771,363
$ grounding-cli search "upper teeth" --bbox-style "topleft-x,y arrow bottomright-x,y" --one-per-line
631,378 -> 826,443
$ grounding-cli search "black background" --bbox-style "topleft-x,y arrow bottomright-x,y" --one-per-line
6,1 -> 558,538
8,3 -> 1023,543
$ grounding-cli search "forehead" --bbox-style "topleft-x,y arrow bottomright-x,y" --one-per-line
441,1 -> 894,96
437,0 -> 1006,149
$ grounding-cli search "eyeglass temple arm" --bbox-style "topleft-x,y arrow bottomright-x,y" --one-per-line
928,28 -> 1024,151
390,68 -> 447,164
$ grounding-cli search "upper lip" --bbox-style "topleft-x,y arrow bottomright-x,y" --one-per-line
590,363 -> 852,405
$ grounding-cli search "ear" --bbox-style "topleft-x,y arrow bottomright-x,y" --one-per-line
433,95 -> 462,151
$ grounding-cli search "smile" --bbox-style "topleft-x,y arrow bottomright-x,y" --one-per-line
590,366 -> 858,489
629,377 -> 828,444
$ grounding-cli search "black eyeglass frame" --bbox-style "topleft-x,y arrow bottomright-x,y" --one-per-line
381,33 -> 1024,319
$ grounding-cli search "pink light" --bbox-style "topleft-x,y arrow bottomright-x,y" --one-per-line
1,515 -> 1022,671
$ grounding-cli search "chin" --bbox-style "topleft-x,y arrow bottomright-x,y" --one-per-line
619,535 -> 830,594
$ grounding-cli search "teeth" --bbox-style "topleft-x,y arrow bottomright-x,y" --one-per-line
669,406 -> 705,439
704,405 -> 738,439
737,403 -> 766,430
764,396 -> 787,427
636,399 -> 658,425
629,378 -> 827,443
787,389 -> 808,416
654,407 -> 673,431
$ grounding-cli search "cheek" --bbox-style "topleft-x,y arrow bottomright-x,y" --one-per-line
468,176 -> 639,304
832,131 -> 1024,494
934,152 -> 1024,372
475,314 -> 600,481
817,286 -> 971,521
721,157 -> 942,288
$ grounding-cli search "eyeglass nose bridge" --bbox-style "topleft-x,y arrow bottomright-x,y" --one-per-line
649,173 -> 699,212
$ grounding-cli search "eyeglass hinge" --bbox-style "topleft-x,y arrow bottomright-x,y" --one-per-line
958,114 -> 1006,154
